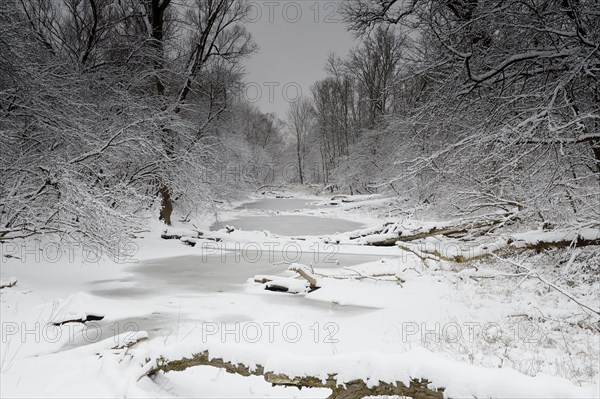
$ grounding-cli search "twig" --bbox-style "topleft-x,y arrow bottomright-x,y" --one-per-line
491,254 -> 600,316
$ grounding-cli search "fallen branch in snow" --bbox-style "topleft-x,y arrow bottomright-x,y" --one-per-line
161,233 -> 183,240
344,268 -> 406,284
51,314 -> 104,326
257,266 -> 404,295
285,263 -> 398,290
253,275 -> 273,284
264,283 -> 295,293
0,279 -> 17,289
399,227 -> 600,263
263,277 -> 320,294
256,263 -> 321,293
395,221 -> 501,243
490,254 -> 600,317
312,268 -> 405,284
508,313 -> 600,334
255,272 -> 319,294
397,244 -> 451,263
289,265 -> 318,288
338,210 -> 520,246
110,332 -> 149,350
143,351 -> 445,399
510,234 -> 600,251
162,229 -> 203,241
180,237 -> 197,247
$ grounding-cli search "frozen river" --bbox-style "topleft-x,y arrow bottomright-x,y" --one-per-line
110,198 -> 387,296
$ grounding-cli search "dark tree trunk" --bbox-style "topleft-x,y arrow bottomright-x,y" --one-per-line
297,138 -> 304,184
592,141 -> 600,176
149,0 -> 174,225
159,184 -> 173,225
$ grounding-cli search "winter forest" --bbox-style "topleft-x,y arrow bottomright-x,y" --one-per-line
1,0 -> 599,398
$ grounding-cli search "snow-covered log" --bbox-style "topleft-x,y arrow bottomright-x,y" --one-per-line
399,227 -> 600,263
332,210 -> 520,246
262,277 -> 319,294
140,346 -> 596,399
144,350 -> 444,399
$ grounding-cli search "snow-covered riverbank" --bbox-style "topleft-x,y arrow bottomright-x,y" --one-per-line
1,193 -> 598,398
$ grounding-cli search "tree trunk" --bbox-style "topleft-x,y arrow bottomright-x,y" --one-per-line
159,184 -> 173,225
297,135 -> 304,184
592,139 -> 600,177
150,0 -> 166,96
148,0 -> 174,225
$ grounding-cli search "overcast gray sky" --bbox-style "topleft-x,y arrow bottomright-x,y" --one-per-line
241,1 -> 358,120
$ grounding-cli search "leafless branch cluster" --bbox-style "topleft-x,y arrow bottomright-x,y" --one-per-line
0,0 -> 286,250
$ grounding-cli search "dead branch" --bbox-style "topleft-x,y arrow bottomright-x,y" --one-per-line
352,211 -> 519,246
161,233 -> 182,240
51,314 -> 104,326
111,335 -> 148,350
289,265 -> 318,288
399,231 -> 600,264
253,276 -> 274,284
491,254 -> 600,317
0,279 -> 17,289
264,283 -> 296,293
321,268 -> 405,284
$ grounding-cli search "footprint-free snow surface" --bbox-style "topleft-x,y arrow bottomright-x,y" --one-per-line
211,214 -> 364,236
1,196 -> 597,398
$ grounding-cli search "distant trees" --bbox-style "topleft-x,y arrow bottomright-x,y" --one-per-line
311,55 -> 355,183
302,27 -> 405,194
287,98 -> 314,184
347,27 -> 404,128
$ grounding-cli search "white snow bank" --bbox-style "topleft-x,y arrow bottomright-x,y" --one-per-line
509,227 -> 600,245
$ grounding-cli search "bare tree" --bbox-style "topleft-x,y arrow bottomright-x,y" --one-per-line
340,0 -> 599,220
0,0 -> 159,247
0,0 -> 272,249
145,0 -> 256,225
287,98 -> 314,185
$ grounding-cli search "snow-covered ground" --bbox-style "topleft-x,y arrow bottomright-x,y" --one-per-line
1,194 -> 598,398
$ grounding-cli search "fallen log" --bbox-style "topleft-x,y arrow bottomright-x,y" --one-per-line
144,351 -> 444,399
347,211 -> 520,246
510,235 -> 600,252
264,283 -> 294,293
162,229 -> 204,241
262,276 -> 320,294
161,233 -> 182,240
399,228 -> 600,264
